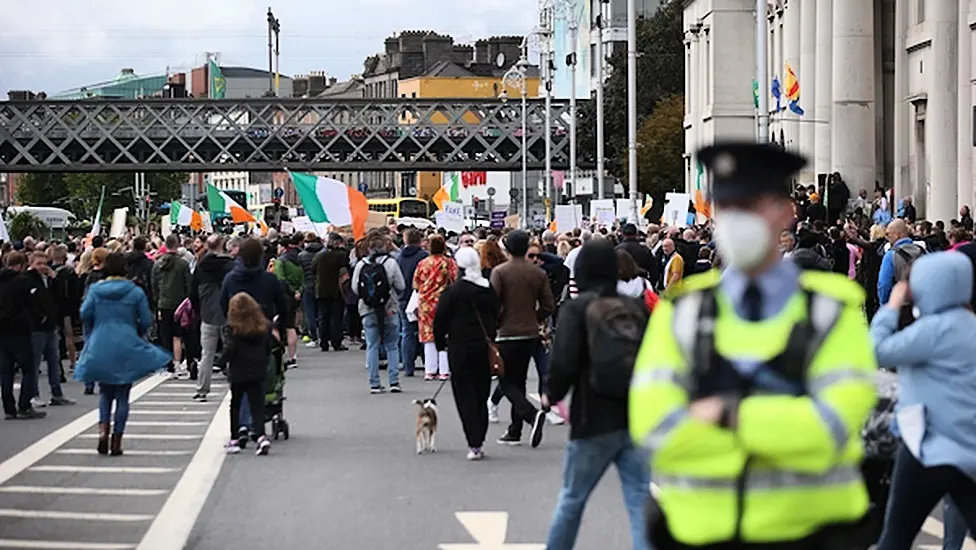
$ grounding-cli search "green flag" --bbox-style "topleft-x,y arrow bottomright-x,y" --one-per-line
90,186 -> 105,236
752,79 -> 759,109
209,59 -> 226,99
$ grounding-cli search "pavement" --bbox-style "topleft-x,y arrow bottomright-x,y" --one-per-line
0,350 -> 970,550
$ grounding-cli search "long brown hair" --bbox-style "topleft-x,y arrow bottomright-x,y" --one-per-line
227,292 -> 269,336
480,239 -> 507,270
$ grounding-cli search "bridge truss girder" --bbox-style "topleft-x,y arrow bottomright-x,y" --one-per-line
0,98 -> 573,173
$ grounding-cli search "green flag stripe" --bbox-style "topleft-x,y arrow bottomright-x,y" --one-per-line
290,172 -> 330,223
206,184 -> 225,213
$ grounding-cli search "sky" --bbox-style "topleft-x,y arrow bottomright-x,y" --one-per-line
1,0 -> 538,95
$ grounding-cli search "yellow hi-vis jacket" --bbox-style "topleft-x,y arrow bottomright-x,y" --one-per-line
629,269 -> 877,545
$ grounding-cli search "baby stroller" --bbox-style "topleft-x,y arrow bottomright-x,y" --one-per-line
265,340 -> 290,440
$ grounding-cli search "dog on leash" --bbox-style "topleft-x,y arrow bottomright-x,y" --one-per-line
413,398 -> 439,454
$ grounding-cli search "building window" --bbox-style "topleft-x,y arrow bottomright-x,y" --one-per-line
685,43 -> 692,114
916,0 -> 925,24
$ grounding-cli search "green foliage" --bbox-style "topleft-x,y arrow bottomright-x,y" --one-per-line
8,211 -> 48,241
635,94 -> 686,199
576,0 -> 684,176
16,172 -> 188,220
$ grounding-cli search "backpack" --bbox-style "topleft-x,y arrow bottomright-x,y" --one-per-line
357,256 -> 392,309
893,242 -> 926,282
583,294 -> 649,399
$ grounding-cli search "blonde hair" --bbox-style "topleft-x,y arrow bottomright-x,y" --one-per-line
91,248 -> 109,268
227,292 -> 269,336
869,224 -> 886,241
105,239 -> 122,253
75,251 -> 93,276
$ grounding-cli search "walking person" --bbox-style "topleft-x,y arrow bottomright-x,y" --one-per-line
74,253 -> 171,456
872,252 -> 976,548
352,232 -> 405,394
189,235 -> 233,401
297,232 -> 324,347
26,251 -> 75,406
312,233 -> 350,352
220,292 -> 273,456
491,230 -> 554,448
152,234 -> 191,377
413,235 -> 457,381
544,240 -> 650,550
273,234 -> 303,367
0,252 -> 45,420
397,229 -> 428,376
433,247 -> 498,460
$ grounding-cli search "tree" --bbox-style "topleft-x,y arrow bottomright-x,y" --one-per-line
8,211 -> 47,241
634,95 -> 685,208
16,172 -> 188,220
576,0 -> 684,176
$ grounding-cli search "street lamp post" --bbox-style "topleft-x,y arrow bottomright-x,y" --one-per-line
627,0 -> 639,222
595,0 -> 607,200
503,53 -> 531,229
266,8 -> 281,97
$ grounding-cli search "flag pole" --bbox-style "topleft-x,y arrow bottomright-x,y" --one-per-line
90,185 -> 106,236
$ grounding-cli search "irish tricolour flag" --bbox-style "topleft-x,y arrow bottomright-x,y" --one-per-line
170,202 -> 204,231
433,172 -> 460,210
207,184 -> 255,223
289,172 -> 369,239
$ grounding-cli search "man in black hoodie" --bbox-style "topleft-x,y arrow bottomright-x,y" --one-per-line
312,233 -> 351,352
0,252 -> 45,419
221,238 -> 289,338
542,240 -> 650,548
189,235 -> 233,401
26,252 -> 75,406
297,233 -> 324,346
616,223 -> 656,282
125,236 -> 154,305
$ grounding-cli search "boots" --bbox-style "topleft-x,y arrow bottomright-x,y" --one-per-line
96,423 -> 109,455
110,433 -> 123,456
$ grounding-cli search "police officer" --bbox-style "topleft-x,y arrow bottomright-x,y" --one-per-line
629,141 -> 878,549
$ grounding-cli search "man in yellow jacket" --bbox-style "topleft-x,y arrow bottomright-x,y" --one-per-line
629,141 -> 877,549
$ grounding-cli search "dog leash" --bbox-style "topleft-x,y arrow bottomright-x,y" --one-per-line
430,377 -> 449,400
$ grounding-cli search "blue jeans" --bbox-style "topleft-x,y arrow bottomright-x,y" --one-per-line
302,290 -> 319,341
99,383 -> 131,433
943,498 -> 970,550
546,430 -> 651,550
532,339 -> 550,397
363,310 -> 400,389
399,308 -> 420,375
32,330 -> 63,398
0,333 -> 37,414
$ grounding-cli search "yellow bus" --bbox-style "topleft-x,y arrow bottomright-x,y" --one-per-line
367,198 -> 430,219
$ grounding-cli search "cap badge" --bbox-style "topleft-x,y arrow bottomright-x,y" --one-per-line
713,153 -> 736,178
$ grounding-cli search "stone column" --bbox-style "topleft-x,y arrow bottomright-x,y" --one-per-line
799,0 -> 816,182
783,1 -> 801,151
959,0 -> 973,212
831,0 -> 876,197
927,0 -> 959,222
893,0 -> 911,207
814,0 -> 832,176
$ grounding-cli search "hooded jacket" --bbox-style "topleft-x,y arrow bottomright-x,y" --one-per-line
73,278 -> 171,385
25,269 -> 59,331
397,244 -> 429,303
151,252 -> 191,310
125,250 -> 155,304
217,329 -> 272,384
190,253 -> 234,326
274,247 -> 303,296
871,252 -> 976,480
312,245 -> 350,300
0,268 -> 34,334
220,262 -> 290,334
547,241 -> 633,439
297,241 -> 324,292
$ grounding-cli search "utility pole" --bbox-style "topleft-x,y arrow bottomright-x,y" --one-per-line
566,0 -> 579,200
756,0 -> 769,143
542,2 -> 554,222
595,0 -> 607,199
627,0 -> 638,222
266,8 -> 280,97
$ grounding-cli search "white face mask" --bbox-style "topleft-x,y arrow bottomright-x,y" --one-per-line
713,210 -> 772,271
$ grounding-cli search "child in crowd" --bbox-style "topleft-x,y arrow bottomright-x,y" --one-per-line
219,292 -> 272,456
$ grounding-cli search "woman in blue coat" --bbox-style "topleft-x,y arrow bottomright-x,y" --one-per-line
74,252 -> 171,456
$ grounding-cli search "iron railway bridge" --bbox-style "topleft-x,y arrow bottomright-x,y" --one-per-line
0,98 -> 573,173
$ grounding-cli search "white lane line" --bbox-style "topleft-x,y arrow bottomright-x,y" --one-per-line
0,486 -> 168,496
136,391 -> 231,550
0,540 -> 135,550
55,449 -> 195,456
124,421 -> 208,427
0,375 -> 167,487
164,383 -> 226,388
28,465 -> 179,474
129,410 -> 211,415
0,509 -> 153,522
77,434 -> 200,440
143,392 -> 199,397
133,401 -> 214,407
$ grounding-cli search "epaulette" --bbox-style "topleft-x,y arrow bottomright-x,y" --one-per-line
799,270 -> 866,306
662,269 -> 721,301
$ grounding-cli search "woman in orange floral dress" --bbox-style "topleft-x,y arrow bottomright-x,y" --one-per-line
413,235 -> 458,381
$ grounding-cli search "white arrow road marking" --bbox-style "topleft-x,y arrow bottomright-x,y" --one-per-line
438,512 -> 545,550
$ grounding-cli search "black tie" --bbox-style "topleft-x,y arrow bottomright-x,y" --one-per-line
743,283 -> 763,322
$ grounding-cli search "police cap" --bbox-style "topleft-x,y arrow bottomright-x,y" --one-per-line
697,141 -> 807,204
